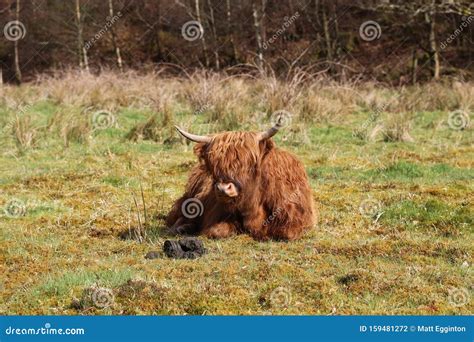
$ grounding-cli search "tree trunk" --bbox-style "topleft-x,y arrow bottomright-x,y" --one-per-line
322,4 -> 332,61
426,4 -> 440,80
108,0 -> 123,71
332,1 -> 340,58
75,0 -> 89,72
260,0 -> 267,43
252,2 -> 263,69
206,0 -> 219,69
288,0 -> 295,32
309,0 -> 322,58
14,0 -> 22,83
153,1 -> 163,61
226,0 -> 238,63
153,1 -> 163,62
411,49 -> 418,84
314,0 -> 321,27
195,0 -> 209,68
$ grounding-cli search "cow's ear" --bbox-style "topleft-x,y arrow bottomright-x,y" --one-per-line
193,142 -> 208,160
259,138 -> 275,156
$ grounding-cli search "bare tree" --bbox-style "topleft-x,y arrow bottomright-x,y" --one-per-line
134,1 -> 164,63
373,0 -> 473,80
206,0 -> 219,69
321,2 -> 332,62
74,0 -> 89,72
13,0 -> 22,83
425,0 -> 441,79
108,0 -> 123,71
195,0 -> 209,67
225,0 -> 238,63
252,2 -> 264,69
0,0 -> 472,80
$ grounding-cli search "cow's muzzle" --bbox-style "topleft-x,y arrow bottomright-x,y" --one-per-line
215,182 -> 239,198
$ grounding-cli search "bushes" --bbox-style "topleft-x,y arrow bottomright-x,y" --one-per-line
0,70 -> 472,152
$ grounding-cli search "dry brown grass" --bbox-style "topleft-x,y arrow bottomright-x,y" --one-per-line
1,69 -> 472,148
0,69 -> 467,123
35,70 -> 179,110
126,114 -> 174,144
382,112 -> 415,142
11,115 -> 39,151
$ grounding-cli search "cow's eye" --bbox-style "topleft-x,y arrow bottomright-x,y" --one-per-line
232,180 -> 242,191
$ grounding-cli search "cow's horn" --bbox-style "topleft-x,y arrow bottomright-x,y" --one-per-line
257,116 -> 284,141
175,126 -> 212,143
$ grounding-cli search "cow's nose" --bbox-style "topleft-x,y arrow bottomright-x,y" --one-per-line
216,182 -> 233,193
215,182 -> 239,197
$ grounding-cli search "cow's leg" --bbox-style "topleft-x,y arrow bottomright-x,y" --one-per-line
166,196 -> 202,235
268,225 -> 302,241
165,196 -> 186,228
197,200 -> 237,239
201,221 -> 238,239
243,206 -> 269,241
167,217 -> 198,235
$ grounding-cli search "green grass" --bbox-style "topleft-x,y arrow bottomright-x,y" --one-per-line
0,99 -> 473,315
381,199 -> 472,233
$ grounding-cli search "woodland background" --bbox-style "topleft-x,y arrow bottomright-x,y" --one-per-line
0,0 -> 473,83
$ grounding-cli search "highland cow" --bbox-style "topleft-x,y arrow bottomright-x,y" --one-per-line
166,120 -> 314,241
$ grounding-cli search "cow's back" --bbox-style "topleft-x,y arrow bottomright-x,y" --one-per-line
260,147 -> 315,239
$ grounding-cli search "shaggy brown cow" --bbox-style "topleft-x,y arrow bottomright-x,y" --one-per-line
166,120 -> 314,240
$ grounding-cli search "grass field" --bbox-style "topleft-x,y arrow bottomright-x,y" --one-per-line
0,71 -> 472,315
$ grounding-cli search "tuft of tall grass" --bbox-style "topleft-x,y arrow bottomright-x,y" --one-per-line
45,109 -> 91,147
11,115 -> 39,151
126,104 -> 175,144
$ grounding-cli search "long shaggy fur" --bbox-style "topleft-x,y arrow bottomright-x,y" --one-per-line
166,131 -> 314,240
